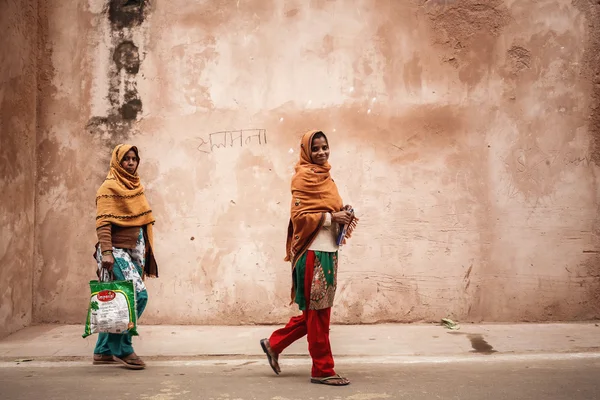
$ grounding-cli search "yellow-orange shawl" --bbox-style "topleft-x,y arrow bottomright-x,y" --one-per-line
96,144 -> 156,275
285,130 -> 344,268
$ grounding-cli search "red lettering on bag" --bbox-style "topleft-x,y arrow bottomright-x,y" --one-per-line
97,290 -> 116,302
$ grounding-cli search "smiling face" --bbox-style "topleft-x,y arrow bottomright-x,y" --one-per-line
120,149 -> 139,175
310,134 -> 330,165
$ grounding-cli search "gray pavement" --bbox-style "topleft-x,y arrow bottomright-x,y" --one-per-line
2,323 -> 600,399
1,323 -> 599,360
1,358 -> 599,400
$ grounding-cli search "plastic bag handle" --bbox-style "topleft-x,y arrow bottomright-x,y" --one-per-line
99,267 -> 114,282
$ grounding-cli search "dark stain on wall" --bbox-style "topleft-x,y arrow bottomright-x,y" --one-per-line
109,0 -> 147,30
113,40 -> 140,73
87,0 -> 148,142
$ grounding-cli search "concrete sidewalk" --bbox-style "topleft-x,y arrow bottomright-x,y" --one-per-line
1,323 -> 599,363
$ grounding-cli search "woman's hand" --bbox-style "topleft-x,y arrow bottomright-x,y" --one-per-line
102,252 -> 115,272
332,210 -> 353,225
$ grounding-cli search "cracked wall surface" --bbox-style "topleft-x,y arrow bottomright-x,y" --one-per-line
4,1 -> 600,332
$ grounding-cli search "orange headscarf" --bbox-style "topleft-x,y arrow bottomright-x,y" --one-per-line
96,144 -> 156,265
284,130 -> 344,268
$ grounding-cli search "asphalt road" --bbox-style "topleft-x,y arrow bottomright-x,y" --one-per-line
1,358 -> 599,400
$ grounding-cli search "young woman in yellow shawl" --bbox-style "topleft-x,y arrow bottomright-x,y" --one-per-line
92,144 -> 158,370
261,131 -> 358,386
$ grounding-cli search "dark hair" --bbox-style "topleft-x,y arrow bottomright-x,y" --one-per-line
312,131 -> 328,145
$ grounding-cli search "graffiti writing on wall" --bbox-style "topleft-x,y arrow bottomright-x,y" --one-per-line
197,129 -> 267,154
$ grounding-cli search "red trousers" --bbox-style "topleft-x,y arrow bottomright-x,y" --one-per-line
269,251 -> 336,378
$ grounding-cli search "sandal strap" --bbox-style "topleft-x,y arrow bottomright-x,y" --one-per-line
119,355 -> 145,365
317,374 -> 345,382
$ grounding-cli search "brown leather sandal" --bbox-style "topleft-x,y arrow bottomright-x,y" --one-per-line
311,374 -> 351,386
260,339 -> 281,375
92,354 -> 116,365
113,353 -> 146,370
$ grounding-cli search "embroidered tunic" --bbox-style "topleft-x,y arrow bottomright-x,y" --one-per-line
293,213 -> 339,311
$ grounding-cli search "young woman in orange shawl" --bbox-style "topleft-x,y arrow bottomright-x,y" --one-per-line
92,144 -> 158,370
261,130 -> 358,386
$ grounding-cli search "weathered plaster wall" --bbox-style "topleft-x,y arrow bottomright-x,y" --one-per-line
0,0 -> 38,338
33,0 -> 600,325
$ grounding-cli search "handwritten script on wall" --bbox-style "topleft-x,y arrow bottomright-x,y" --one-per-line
197,129 -> 267,154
